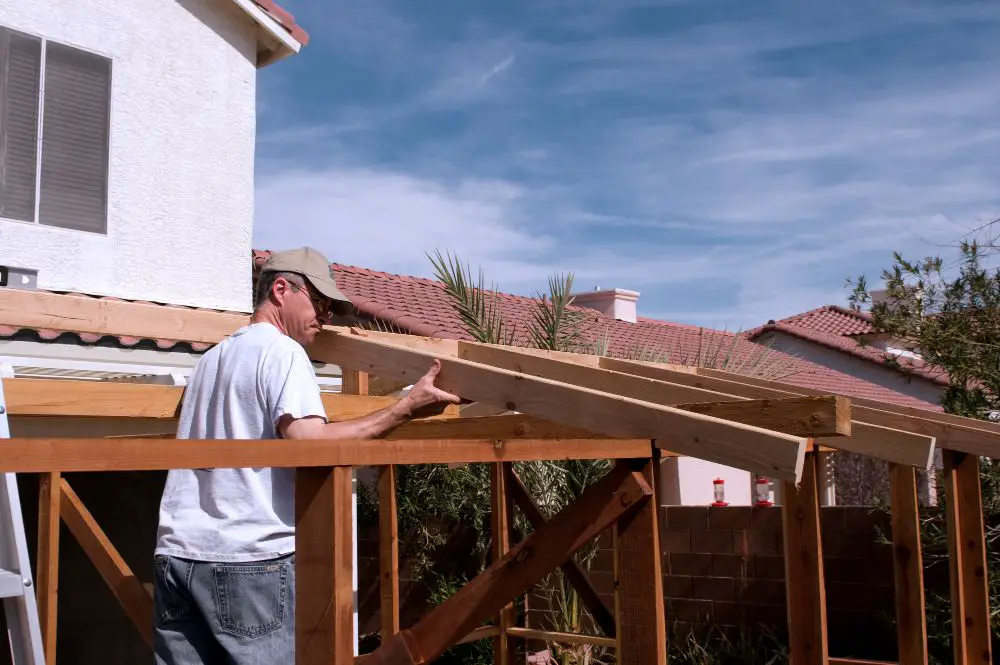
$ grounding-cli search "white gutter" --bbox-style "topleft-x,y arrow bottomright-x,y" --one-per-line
229,0 -> 302,65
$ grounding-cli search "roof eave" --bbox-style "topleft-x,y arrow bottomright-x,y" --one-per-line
229,0 -> 305,68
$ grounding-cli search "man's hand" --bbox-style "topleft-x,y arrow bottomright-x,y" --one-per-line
280,359 -> 462,441
401,359 -> 462,414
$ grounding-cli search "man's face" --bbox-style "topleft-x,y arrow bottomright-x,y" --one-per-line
275,276 -> 332,346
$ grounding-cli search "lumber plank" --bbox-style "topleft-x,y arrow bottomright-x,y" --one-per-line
296,465 -> 354,665
696,367 -> 1000,456
358,462 -> 654,665
598,358 -> 934,468
889,464 -> 928,665
0,288 -> 246,343
459,342 -> 848,437
782,451 -> 829,665
505,627 -> 616,648
3,378 -> 457,421
943,450 -> 992,665
314,329 -> 808,481
377,465 -> 400,638
0,437 -> 652,473
59,478 -> 153,648
506,467 -> 616,637
675,395 -> 850,437
36,472 -> 60,665
614,456 -> 667,665
385,414 -> 605,440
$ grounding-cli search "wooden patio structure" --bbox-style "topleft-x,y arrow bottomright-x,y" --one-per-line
0,287 -> 997,665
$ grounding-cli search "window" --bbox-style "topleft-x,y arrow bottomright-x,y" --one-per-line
0,25 -> 111,234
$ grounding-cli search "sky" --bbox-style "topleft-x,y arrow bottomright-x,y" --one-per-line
252,0 -> 1000,331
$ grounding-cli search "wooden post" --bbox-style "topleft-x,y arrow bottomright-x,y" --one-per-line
36,472 -> 61,665
614,455 -> 666,665
782,449 -> 829,665
492,462 -> 514,665
296,465 -> 354,665
943,450 -> 992,665
889,463 -> 928,665
378,465 -> 400,639
344,370 -> 401,641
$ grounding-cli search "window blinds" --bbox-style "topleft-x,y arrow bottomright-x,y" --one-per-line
39,41 -> 111,233
0,27 -> 41,223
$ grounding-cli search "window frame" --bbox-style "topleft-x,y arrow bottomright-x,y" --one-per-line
0,22 -> 114,236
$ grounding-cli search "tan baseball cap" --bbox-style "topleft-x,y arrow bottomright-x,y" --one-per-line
260,247 -> 354,315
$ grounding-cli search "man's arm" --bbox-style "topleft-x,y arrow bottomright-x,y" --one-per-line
278,359 -> 460,440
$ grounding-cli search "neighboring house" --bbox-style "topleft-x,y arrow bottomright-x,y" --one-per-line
0,0 -> 345,388
252,250 -> 945,507
747,304 -> 948,504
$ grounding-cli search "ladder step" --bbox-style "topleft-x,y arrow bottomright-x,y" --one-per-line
0,568 -> 26,598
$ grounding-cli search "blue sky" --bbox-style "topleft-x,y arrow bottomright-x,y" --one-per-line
252,0 -> 1000,330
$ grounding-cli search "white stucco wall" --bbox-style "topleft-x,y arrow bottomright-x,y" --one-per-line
0,0 -> 259,312
659,457 -> 756,506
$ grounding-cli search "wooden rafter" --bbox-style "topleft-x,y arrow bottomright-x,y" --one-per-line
314,329 -> 809,481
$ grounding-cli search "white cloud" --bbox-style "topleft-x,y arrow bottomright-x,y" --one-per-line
256,0 -> 1000,330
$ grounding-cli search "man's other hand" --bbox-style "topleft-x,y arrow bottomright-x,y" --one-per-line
403,359 -> 462,414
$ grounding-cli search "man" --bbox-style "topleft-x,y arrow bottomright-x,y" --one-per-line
152,247 -> 460,664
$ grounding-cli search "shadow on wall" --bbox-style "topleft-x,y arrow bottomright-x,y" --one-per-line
173,0 -> 260,61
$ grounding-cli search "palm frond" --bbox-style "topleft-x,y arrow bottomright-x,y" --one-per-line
528,272 -> 587,351
427,249 -> 517,345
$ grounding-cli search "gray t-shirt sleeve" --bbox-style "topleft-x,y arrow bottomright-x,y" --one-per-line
261,337 -> 328,433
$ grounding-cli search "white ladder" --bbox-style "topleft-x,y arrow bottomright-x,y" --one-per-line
0,375 -> 45,665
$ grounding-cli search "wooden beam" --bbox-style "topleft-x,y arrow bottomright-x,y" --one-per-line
36,472 -> 60,665
943,450 -> 992,665
889,464 -> 928,665
296,465 -> 354,665
695,367 -> 1000,457
340,368 -> 400,644
491,463 -> 514,665
358,462 -> 654,665
458,342 -> 848,437
0,437 -> 653,473
378,465 -> 400,639
385,414 -> 605,440
3,378 -> 457,421
59,478 -> 153,648
614,456 -> 667,665
674,395 -> 850,437
0,288 -> 246,344
596,359 -> 934,467
782,451 -> 829,665
316,329 -> 808,481
505,467 -> 616,637
505,627 -> 616,649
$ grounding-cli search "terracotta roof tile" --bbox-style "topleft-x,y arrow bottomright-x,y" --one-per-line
748,306 -> 950,386
255,249 -> 944,410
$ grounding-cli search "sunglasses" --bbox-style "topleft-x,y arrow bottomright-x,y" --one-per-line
285,279 -> 333,316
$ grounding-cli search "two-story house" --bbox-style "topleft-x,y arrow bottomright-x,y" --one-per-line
0,0 -> 341,390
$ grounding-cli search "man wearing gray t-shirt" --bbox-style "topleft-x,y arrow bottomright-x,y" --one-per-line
152,247 -> 460,665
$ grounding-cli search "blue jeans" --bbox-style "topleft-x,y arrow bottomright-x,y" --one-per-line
153,553 -> 294,665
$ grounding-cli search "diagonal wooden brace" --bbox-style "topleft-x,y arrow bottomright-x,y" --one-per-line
505,466 -> 617,638
357,461 -> 653,665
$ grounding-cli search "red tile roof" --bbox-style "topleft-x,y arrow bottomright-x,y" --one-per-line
249,0 -> 309,46
255,250 -> 944,410
748,305 -> 950,387
0,253 -> 944,412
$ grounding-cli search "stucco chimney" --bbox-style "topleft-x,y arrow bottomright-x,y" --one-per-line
571,287 -> 640,323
